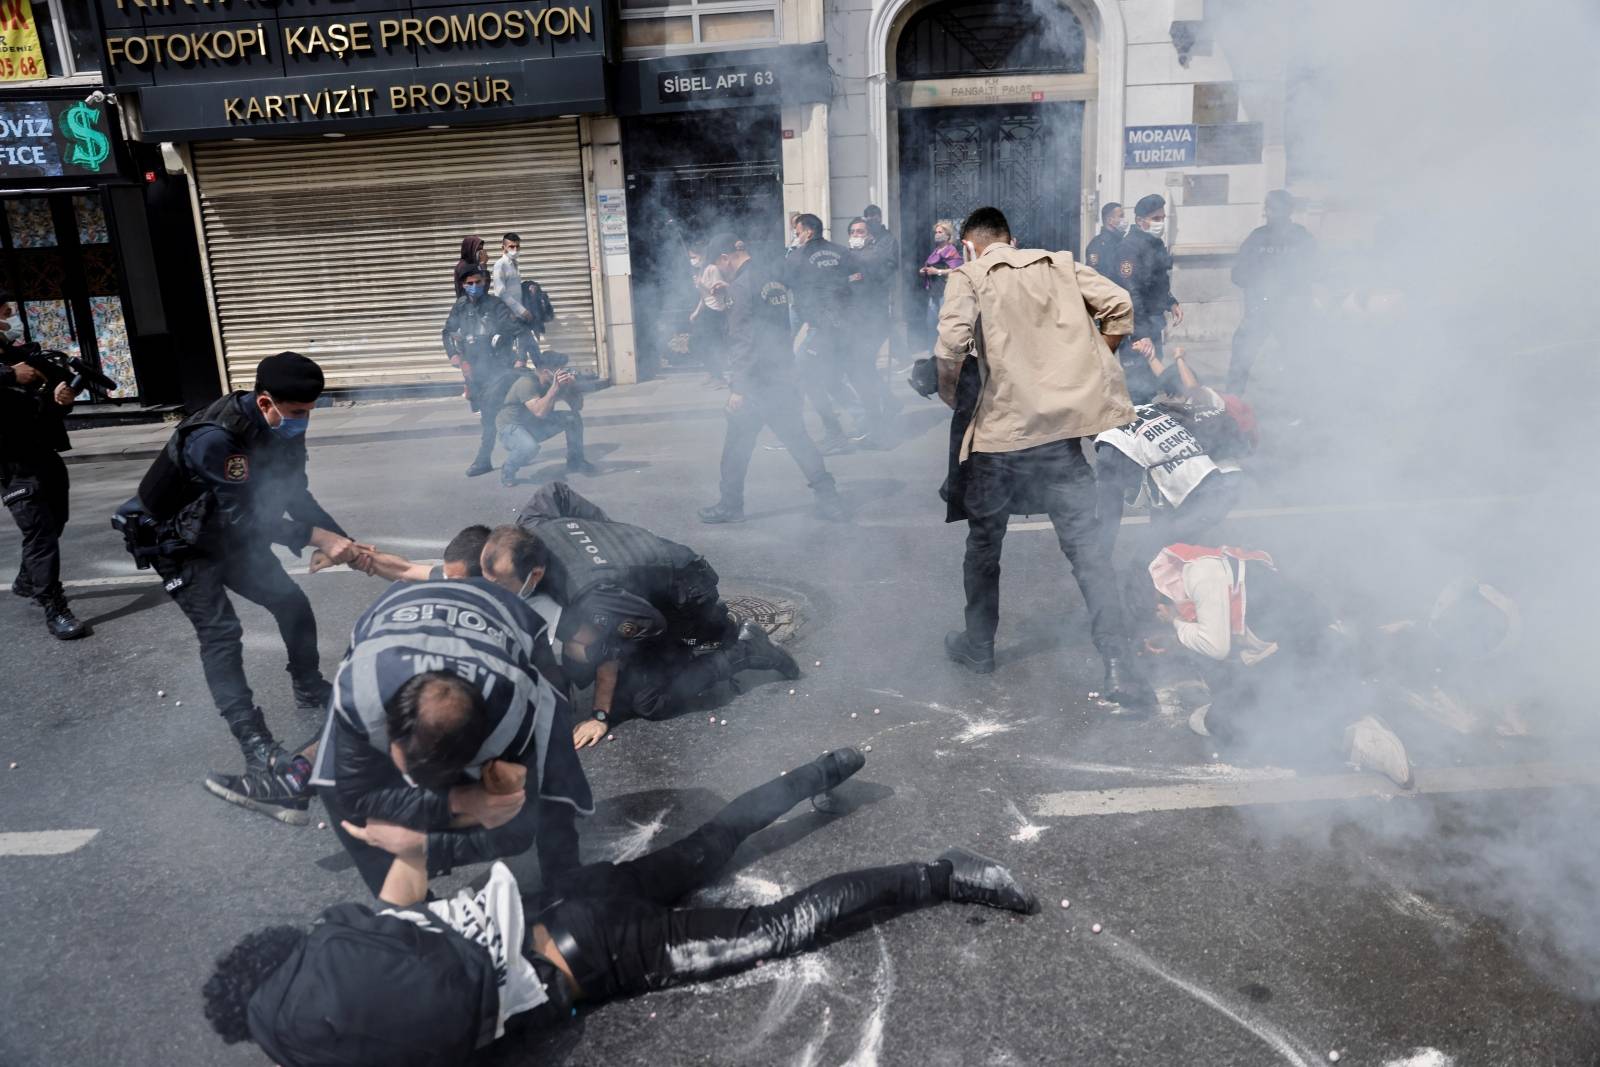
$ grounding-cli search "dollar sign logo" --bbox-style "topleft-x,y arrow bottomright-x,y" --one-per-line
62,102 -> 109,173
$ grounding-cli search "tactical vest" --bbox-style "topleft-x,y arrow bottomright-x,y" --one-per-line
528,516 -> 695,608
136,391 -> 305,527
1096,404 -> 1222,509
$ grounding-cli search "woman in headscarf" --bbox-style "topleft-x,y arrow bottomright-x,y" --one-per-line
917,219 -> 962,354
454,236 -> 487,296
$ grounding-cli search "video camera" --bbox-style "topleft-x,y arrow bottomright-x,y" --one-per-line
2,341 -> 119,397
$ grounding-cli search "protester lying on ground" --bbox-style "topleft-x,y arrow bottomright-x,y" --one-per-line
1146,543 -> 1414,787
311,524 -> 491,582
488,484 -> 800,747
305,569 -> 594,897
203,748 -> 1038,1067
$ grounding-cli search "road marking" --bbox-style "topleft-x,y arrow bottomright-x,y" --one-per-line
0,829 -> 99,855
1006,494 -> 1527,532
63,560 -> 444,591
1033,762 -> 1600,818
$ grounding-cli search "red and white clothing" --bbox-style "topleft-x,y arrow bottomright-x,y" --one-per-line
1149,543 -> 1277,665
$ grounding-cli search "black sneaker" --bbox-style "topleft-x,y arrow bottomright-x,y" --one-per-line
465,460 -> 494,478
698,502 -> 745,525
944,630 -> 994,674
291,674 -> 334,711
730,621 -> 800,679
205,755 -> 312,826
939,847 -> 1038,914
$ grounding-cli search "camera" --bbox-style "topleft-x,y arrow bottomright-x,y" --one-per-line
3,342 -> 120,397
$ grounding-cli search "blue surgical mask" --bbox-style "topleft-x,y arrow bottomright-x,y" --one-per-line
272,415 -> 309,439
464,282 -> 486,298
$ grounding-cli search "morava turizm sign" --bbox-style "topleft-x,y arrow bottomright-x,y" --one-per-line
98,0 -> 609,140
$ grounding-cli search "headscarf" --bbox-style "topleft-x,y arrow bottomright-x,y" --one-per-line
454,236 -> 486,295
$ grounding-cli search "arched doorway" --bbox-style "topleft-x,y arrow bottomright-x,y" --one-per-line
871,0 -> 1119,268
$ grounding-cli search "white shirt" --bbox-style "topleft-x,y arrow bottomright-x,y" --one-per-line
491,253 -> 528,319
1173,557 -> 1277,665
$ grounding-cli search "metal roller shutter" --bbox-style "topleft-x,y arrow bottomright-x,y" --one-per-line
191,119 -> 599,391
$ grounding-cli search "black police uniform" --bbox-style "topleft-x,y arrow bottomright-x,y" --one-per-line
519,482 -> 740,721
1113,226 -> 1177,353
442,292 -> 530,472
844,238 -> 899,432
704,256 -> 839,519
127,391 -> 345,762
786,237 -> 855,440
0,359 -> 87,637
1227,220 -> 1316,394
1083,226 -> 1123,279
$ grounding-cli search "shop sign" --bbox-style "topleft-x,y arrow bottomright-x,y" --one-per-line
98,0 -> 610,139
0,99 -> 113,178
595,187 -> 628,274
1124,124 -> 1196,168
0,0 -> 47,82
614,42 -> 831,116
657,64 -> 777,105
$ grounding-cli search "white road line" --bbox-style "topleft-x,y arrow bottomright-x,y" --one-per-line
0,829 -> 99,856
62,559 -> 444,591
1034,762 -> 1600,818
1006,494 -> 1527,532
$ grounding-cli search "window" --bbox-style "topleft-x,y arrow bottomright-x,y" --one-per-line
619,0 -> 779,55
8,0 -> 100,82
896,0 -> 1085,79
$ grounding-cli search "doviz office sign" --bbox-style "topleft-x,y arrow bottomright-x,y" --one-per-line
1124,124 -> 1195,168
0,100 -> 113,178
97,0 -> 610,140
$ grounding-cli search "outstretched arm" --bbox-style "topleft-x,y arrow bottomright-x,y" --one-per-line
342,821 -> 429,907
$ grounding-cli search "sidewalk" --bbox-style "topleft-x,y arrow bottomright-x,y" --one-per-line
63,374 -> 728,465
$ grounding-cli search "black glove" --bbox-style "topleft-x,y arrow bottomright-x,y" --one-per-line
908,357 -> 939,398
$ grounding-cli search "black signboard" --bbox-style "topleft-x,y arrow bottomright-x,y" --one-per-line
0,99 -> 116,179
98,0 -> 610,139
614,42 -> 832,116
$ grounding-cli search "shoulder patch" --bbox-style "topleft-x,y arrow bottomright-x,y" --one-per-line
1119,259 -> 1134,278
224,455 -> 249,482
1088,252 -> 1099,265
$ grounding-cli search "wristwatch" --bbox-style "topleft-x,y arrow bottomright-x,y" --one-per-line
592,709 -> 609,724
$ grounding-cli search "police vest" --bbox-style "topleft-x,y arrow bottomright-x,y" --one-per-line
527,516 -> 695,608
136,392 -> 309,528
1096,404 -> 1222,508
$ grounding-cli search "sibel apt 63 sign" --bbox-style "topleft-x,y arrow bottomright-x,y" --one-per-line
98,0 -> 611,140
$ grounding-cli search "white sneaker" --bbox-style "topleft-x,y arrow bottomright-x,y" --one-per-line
1345,715 -> 1414,788
1188,704 -> 1212,737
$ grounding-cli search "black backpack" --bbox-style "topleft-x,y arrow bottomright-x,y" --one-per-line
247,903 -> 498,1067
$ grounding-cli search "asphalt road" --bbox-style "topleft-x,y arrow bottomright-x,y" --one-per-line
2,372 -> 1597,1067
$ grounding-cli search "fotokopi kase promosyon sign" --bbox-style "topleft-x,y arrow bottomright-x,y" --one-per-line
98,0 -> 610,140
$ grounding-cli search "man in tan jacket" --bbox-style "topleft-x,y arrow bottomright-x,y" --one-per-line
934,206 -> 1152,708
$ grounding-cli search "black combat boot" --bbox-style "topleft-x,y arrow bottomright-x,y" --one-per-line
944,630 -> 994,674
813,488 -> 850,522
36,587 -> 90,640
1102,656 -> 1156,711
290,672 -> 334,711
725,621 -> 801,680
698,501 -> 745,524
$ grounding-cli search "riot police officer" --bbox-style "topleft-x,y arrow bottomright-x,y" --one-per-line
1084,201 -> 1125,279
1,339 -> 89,640
443,262 -> 531,478
1113,194 -> 1184,400
786,213 -> 855,453
117,352 -> 364,822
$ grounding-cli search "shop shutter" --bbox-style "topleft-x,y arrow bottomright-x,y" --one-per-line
191,120 -> 600,391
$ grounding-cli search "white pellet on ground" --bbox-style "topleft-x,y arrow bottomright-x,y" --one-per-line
1091,923 -> 1102,934
1060,899 -> 1070,909
157,690 -> 165,698
1328,1053 -> 1340,1063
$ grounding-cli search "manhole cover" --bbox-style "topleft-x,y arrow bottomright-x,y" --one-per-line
723,592 -> 800,644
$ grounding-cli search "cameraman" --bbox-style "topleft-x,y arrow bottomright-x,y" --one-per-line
0,332 -> 90,640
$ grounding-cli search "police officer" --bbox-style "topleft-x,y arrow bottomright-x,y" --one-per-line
444,262 -> 531,478
1227,189 -> 1316,394
1,337 -> 89,639
1084,201 -> 1125,279
119,352 -> 364,820
785,213 -> 854,453
1113,194 -> 1184,399
695,231 -> 847,524
504,482 -> 799,746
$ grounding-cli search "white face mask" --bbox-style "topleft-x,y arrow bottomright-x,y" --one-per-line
848,236 -> 867,250
1144,220 -> 1166,238
0,312 -> 20,341
506,248 -> 519,260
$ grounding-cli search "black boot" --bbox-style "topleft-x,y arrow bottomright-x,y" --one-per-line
36,587 -> 90,640
939,847 -> 1038,914
1103,656 -> 1155,711
698,501 -> 745,524
944,630 -> 994,674
227,708 -> 289,775
465,460 -> 494,478
726,621 -> 801,679
813,489 -> 850,522
290,672 -> 333,711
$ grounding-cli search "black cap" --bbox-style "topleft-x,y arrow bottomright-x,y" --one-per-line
1134,193 -> 1166,218
254,351 -> 324,403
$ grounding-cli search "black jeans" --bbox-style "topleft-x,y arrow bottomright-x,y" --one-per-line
472,373 -> 514,467
717,378 -> 836,511
532,758 -> 935,999
962,440 -> 1129,660
152,541 -> 319,730
2,451 -> 68,595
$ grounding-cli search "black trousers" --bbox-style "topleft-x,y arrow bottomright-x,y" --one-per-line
472,373 -> 514,467
962,440 -> 1129,660
717,379 -> 836,510
532,759 -> 935,999
152,541 -> 319,732
1227,302 -> 1302,395
2,450 -> 68,595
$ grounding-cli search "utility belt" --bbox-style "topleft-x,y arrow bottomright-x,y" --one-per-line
110,496 -> 211,569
